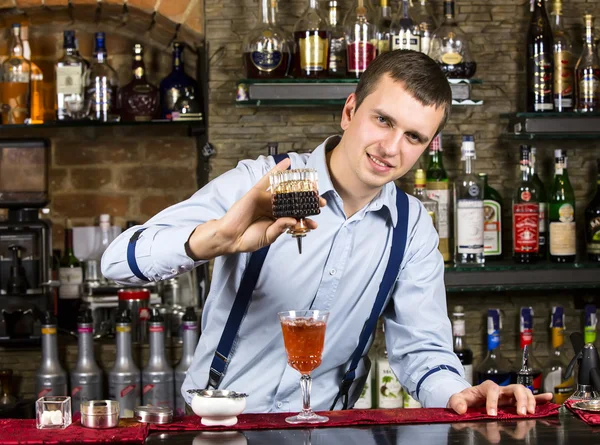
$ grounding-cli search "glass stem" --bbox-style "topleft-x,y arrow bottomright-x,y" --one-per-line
300,374 -> 313,414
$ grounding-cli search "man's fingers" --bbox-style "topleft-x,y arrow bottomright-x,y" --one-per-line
504,385 -> 530,415
255,158 -> 292,192
265,217 -> 297,244
319,196 -> 327,207
534,393 -> 553,404
485,384 -> 501,416
448,393 -> 468,415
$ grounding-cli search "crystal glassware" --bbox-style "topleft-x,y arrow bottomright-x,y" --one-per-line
278,310 -> 329,424
36,396 -> 72,429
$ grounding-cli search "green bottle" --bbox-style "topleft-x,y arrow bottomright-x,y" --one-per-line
58,218 -> 83,330
585,159 -> 600,262
549,149 -> 576,263
426,134 -> 451,262
479,173 -> 503,260
530,147 -> 548,260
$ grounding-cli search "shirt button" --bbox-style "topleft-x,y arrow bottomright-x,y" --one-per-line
179,265 -> 186,270
276,402 -> 283,408
329,269 -> 336,275
171,268 -> 177,273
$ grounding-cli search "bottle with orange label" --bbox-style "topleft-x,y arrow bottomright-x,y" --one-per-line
35,312 -> 68,400
543,306 -> 574,404
513,145 -> 540,264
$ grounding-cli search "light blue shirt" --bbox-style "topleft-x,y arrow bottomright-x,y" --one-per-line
102,135 -> 471,413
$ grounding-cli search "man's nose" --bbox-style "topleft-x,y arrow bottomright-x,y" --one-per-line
382,130 -> 403,157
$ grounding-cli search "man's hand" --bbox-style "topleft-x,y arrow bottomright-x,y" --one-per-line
447,381 -> 553,416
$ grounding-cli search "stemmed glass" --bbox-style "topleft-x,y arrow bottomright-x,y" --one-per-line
278,310 -> 329,424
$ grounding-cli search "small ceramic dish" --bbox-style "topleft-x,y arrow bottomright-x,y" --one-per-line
188,389 -> 247,426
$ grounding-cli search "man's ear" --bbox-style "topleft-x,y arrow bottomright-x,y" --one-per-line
341,93 -> 357,131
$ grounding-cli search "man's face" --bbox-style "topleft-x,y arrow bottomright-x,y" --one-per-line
339,75 -> 446,192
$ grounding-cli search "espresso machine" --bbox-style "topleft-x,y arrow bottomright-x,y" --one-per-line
0,139 -> 52,344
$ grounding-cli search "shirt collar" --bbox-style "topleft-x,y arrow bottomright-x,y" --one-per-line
306,136 -> 399,227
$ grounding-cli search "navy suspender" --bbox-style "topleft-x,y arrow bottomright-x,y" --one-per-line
128,228 -> 150,282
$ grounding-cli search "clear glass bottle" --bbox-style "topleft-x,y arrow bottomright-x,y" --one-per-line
479,173 -> 503,260
328,0 -> 347,77
530,146 -> 548,260
585,159 -> 600,262
452,305 -> 473,385
345,0 -> 377,79
293,0 -> 330,78
475,309 -> 511,386
375,0 -> 393,55
243,0 -> 292,79
21,25 -> 45,123
56,30 -> 87,120
584,304 -> 597,345
390,0 -> 420,51
414,168 -> 438,230
1,24 -> 31,124
527,0 -> 554,112
429,0 -> 476,78
550,0 -> 574,112
575,14 -> 600,112
543,306 -> 575,404
86,32 -> 120,122
159,42 -> 199,119
510,307 -> 544,394
454,135 -> 484,265
426,134 -> 451,262
549,149 -> 576,263
414,0 -> 437,55
513,145 -> 540,263
120,44 -> 159,122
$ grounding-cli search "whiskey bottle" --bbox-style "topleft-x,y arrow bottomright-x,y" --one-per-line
479,173 -> 503,260
452,306 -> 473,385
584,304 -> 597,345
344,0 -> 377,78
510,307 -> 543,394
327,0 -> 346,77
86,32 -> 119,121
513,146 -> 540,263
530,147 -> 548,259
526,0 -> 554,112
243,0 -> 292,79
159,42 -> 199,119
549,149 -> 576,263
543,306 -> 574,404
426,134 -> 451,262
1,24 -> 30,125
413,168 -> 438,230
475,309 -> 511,386
550,0 -> 574,112
454,136 -> 484,265
414,0 -> 436,55
585,160 -> 600,262
390,0 -> 420,51
294,0 -> 330,78
21,26 -> 45,123
575,14 -> 600,112
56,30 -> 86,120
374,0 -> 392,55
120,44 -> 159,122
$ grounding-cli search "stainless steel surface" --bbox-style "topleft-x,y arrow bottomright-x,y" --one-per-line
187,389 -> 248,399
70,316 -> 103,415
142,310 -> 174,409
80,400 -> 120,429
135,405 -> 173,424
175,308 -> 199,416
572,400 -> 600,412
35,317 -> 68,398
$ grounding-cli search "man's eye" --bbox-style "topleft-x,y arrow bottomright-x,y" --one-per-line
406,133 -> 420,142
377,116 -> 389,125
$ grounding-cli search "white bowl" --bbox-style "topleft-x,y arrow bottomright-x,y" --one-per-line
189,390 -> 247,427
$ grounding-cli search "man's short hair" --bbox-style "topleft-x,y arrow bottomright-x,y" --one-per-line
354,50 -> 452,134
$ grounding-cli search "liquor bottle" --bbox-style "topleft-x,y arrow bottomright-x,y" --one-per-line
390,0 -> 420,52
175,307 -> 200,416
56,30 -> 87,121
120,44 -> 159,122
70,309 -> 103,415
530,147 -> 548,260
376,324 -> 402,408
584,304 -> 597,345
510,307 -> 543,394
414,0 -> 436,55
344,0 -> 377,79
354,368 -> 373,409
549,149 -> 576,263
543,306 -> 575,404
575,14 -> 600,112
109,309 -> 141,418
550,0 -> 574,112
86,32 -> 119,122
429,0 -> 476,79
1,24 -> 30,124
21,25 -> 45,123
454,135 -> 484,265
243,0 -> 292,79
513,146 -> 540,263
475,309 -> 511,386
327,0 -> 347,77
142,309 -> 175,409
35,312 -> 68,399
452,306 -> 473,385
426,134 -> 451,262
585,160 -> 600,262
293,0 -> 330,78
374,0 -> 392,55
526,0 -> 554,112
414,168 -> 438,230
160,42 -> 199,119
58,218 -> 83,332
403,390 -> 421,408
479,173 -> 503,260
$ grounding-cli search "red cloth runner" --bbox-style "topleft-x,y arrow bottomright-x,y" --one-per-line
150,403 -> 561,432
0,418 -> 149,445
565,399 -> 600,425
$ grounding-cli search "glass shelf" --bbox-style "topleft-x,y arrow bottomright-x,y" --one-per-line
445,261 -> 600,292
501,112 -> 600,139
0,119 -> 205,134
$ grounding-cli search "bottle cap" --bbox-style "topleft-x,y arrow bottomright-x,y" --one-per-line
551,306 -> 564,329
520,307 -> 534,332
453,305 -> 464,316
99,214 -> 110,223
555,149 -> 566,159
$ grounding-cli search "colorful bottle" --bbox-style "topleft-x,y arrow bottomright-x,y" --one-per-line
120,44 -> 159,122
584,304 -> 597,345
160,42 -> 199,119
550,0 -> 574,112
543,306 -> 575,404
475,309 -> 511,386
56,30 -> 86,120
585,160 -> 600,262
526,0 -> 554,112
513,146 -> 540,263
549,149 -> 576,263
426,134 -> 451,262
21,25 -> 45,123
530,146 -> 548,259
414,168 -> 438,230
86,32 -> 119,121
575,14 -> 600,112
479,173 -> 503,260
35,312 -> 68,399
452,306 -> 473,385
414,0 -> 436,55
390,0 -> 420,51
142,309 -> 174,409
174,307 -> 199,416
344,0 -> 376,78
374,0 -> 392,55
511,307 -> 543,394
1,24 -> 30,124
293,0 -> 330,78
327,0 -> 346,77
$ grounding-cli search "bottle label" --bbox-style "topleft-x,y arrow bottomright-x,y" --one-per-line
78,326 -> 93,334
354,369 -> 372,409
513,203 -> 539,253
487,332 -> 500,350
116,325 -> 131,333
463,364 -> 473,385
441,51 -> 463,66
579,70 -> 599,104
550,222 -> 576,255
41,327 -> 57,335
183,323 -> 198,331
426,186 -> 450,239
551,327 -> 564,349
377,39 -> 390,54
553,50 -> 573,108
532,53 -> 553,111
483,199 -> 502,256
377,359 -> 402,408
420,36 -> 431,55
456,200 -> 484,254
588,216 -> 600,254
251,50 -> 283,72
452,320 -> 465,336
299,35 -> 328,72
329,37 -> 346,72
149,325 -> 164,333
392,33 -> 420,52
347,41 -> 377,73
59,267 -> 83,299
56,65 -> 83,95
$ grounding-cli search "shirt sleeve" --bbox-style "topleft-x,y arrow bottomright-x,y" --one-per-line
383,198 -> 471,408
101,158 -> 267,285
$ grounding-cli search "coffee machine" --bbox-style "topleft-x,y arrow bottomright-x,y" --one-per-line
0,139 -> 52,344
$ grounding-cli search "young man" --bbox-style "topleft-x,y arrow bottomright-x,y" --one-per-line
102,50 -> 552,415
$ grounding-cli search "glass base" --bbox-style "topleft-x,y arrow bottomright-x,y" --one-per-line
285,411 -> 329,424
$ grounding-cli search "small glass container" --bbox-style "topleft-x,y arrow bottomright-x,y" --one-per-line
36,396 -> 72,429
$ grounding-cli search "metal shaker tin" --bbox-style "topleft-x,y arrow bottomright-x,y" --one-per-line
80,400 -> 120,429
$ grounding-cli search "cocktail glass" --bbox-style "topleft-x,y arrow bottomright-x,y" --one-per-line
278,310 -> 329,424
